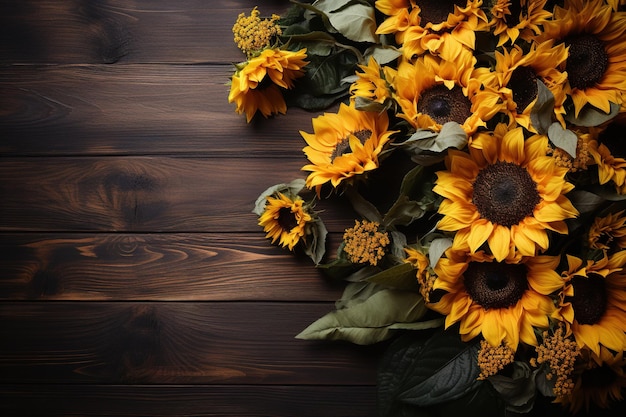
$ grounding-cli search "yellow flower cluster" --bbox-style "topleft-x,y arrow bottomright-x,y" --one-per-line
343,220 -> 390,266
232,7 -> 281,56
477,340 -> 515,380
531,327 -> 580,397
548,135 -> 591,173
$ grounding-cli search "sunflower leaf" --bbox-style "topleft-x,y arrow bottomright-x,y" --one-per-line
428,237 -> 453,269
488,361 -> 539,414
303,217 -> 328,265
365,262 -> 420,291
364,45 -> 402,65
312,0 -> 378,43
565,102 -> 620,127
252,179 -> 306,215
547,122 -> 578,158
295,286 -> 427,345
530,80 -> 555,135
345,186 -> 384,223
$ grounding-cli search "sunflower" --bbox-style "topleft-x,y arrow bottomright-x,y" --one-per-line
430,247 -> 564,350
258,191 -> 313,250
380,0 -> 490,61
434,124 -> 578,261
589,211 -> 626,252
589,121 -> 626,194
537,0 -> 626,117
404,246 -> 436,302
475,40 -> 569,131
557,347 -> 626,413
393,53 -> 498,135
554,251 -> 626,356
301,103 -> 396,193
349,57 -> 397,106
489,0 -> 553,46
374,0 -> 421,46
228,48 -> 308,122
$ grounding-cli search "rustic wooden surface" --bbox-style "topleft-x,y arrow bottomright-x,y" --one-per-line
0,1 -> 380,415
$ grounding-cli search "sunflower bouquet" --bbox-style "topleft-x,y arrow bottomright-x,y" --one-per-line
231,0 -> 626,415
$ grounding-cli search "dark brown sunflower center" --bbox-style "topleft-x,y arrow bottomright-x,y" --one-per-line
599,122 -> 626,157
472,162 -> 541,227
277,207 -> 298,231
565,34 -> 608,91
569,273 -> 608,325
581,364 -> 617,390
464,262 -> 528,309
331,129 -> 372,160
507,66 -> 538,113
417,85 -> 472,125
419,0 -> 466,25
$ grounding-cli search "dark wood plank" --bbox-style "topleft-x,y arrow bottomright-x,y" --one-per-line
0,65 -> 325,156
0,385 -> 377,417
0,157 -> 354,232
0,0 -> 289,64
0,302 -> 383,385
0,233 -> 344,301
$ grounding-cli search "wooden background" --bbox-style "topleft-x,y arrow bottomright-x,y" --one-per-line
0,1 -> 382,415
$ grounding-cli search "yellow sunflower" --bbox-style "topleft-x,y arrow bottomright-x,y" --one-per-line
382,0 -> 490,61
301,103 -> 396,193
490,0 -> 553,46
557,347 -> 626,413
589,210 -> 626,252
404,246 -> 436,302
589,121 -> 626,194
537,0 -> 626,117
393,53 -> 498,135
374,0 -> 421,46
433,124 -> 578,261
554,251 -> 626,357
258,191 -> 313,250
431,247 -> 564,350
476,40 -> 569,131
228,48 -> 308,122
349,57 -> 397,105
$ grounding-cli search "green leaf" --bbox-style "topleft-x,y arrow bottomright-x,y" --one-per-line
530,80 -> 555,135
404,122 -> 467,154
295,287 -> 428,345
388,317 -> 445,331
383,195 -> 427,227
427,237 -> 452,268
548,122 -> 578,158
565,101 -> 620,127
365,262 -> 420,291
312,0 -> 378,43
345,186 -> 384,223
364,45 -> 401,65
567,190 -> 605,215
303,218 -> 328,265
488,361 -> 538,414
252,179 -> 306,215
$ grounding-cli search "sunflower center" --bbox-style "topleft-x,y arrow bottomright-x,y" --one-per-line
331,129 -> 372,161
565,34 -> 608,91
419,0 -> 465,25
277,207 -> 298,231
507,66 -> 538,113
417,85 -> 472,125
472,162 -> 540,227
464,262 -> 528,310
569,273 -> 608,325
599,123 -> 626,157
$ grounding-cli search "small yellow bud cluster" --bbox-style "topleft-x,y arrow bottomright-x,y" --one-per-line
547,136 -> 591,172
477,339 -> 515,380
343,220 -> 390,266
531,327 -> 580,397
232,7 -> 282,56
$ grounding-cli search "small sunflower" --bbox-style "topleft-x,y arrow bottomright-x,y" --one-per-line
301,103 -> 396,193
537,0 -> 626,117
476,40 -> 569,131
490,0 -> 553,46
554,251 -> 626,356
557,347 -> 626,413
589,121 -> 626,194
375,0 -> 421,46
434,124 -> 578,261
228,48 -> 308,122
404,246 -> 436,302
380,0 -> 490,61
431,248 -> 564,350
258,191 -> 313,250
349,57 -> 397,106
589,210 -> 626,252
393,53 -> 498,135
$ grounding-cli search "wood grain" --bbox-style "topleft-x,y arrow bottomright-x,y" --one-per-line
0,0 -> 290,64
0,302 -> 384,385
0,65 -> 325,156
0,385 -> 377,417
0,157 -> 355,232
0,233 -> 345,301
